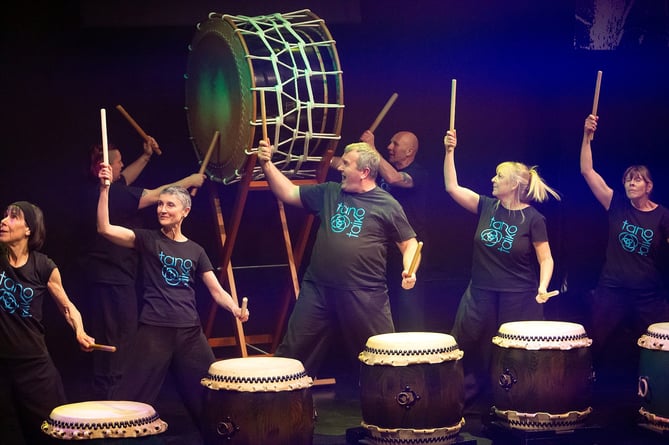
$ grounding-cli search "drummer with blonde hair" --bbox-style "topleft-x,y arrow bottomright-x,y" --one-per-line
443,129 -> 561,405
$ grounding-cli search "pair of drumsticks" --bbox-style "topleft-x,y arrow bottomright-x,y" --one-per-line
90,296 -> 250,353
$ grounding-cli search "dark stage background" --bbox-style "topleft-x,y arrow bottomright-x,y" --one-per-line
2,1 -> 669,379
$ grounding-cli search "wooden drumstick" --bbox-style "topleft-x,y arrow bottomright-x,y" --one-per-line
407,241 -> 424,276
449,79 -> 457,131
100,108 -> 110,186
91,343 -> 117,352
368,92 -> 398,133
260,89 -> 268,142
241,296 -> 248,318
190,130 -> 219,197
115,105 -> 163,155
591,70 -> 602,116
535,290 -> 560,304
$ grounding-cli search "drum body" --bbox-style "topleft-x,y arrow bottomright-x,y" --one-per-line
358,332 -> 465,445
201,356 -> 314,445
41,400 -> 167,443
185,9 -> 344,184
638,322 -> 669,431
490,321 -> 594,431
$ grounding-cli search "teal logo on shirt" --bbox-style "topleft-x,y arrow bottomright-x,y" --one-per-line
619,220 -> 653,256
159,251 -> 193,286
481,216 -> 517,253
0,271 -> 34,317
331,202 -> 366,238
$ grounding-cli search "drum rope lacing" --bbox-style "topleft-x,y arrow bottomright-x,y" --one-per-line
362,345 -> 460,356
495,332 -> 589,343
206,370 -> 309,384
644,329 -> 669,341
44,413 -> 161,431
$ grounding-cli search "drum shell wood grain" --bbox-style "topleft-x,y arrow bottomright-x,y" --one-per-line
491,346 -> 593,414
359,359 -> 464,430
202,387 -> 314,445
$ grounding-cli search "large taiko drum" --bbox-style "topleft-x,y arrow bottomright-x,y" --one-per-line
200,356 -> 314,445
637,322 -> 669,432
185,9 -> 344,184
490,321 -> 594,431
41,400 -> 168,442
358,332 -> 465,445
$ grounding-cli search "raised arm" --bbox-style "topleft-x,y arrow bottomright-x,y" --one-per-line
138,173 -> 205,209
360,130 -> 413,188
47,268 -> 95,351
201,270 -> 249,321
257,139 -> 303,207
97,164 -> 137,248
120,136 -> 158,185
443,130 -> 480,213
580,115 -> 613,210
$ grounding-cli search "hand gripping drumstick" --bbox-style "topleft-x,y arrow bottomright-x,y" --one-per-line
115,105 -> 163,155
450,79 -> 457,131
368,92 -> 398,133
190,130 -> 220,197
407,241 -> 424,276
535,290 -> 560,304
91,343 -> 117,352
100,108 -> 110,186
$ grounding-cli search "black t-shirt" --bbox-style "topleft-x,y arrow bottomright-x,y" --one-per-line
471,195 -> 549,292
379,161 -> 428,239
599,192 -> 669,290
300,182 -> 416,289
133,229 -> 214,328
0,251 -> 56,358
81,178 -> 144,284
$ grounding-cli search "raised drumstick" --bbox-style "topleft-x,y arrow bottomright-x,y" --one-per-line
260,89 -> 268,142
368,92 -> 398,133
190,130 -> 219,197
115,105 -> 163,155
100,108 -> 110,186
449,79 -> 457,131
407,241 -> 424,276
91,343 -> 117,352
535,290 -> 560,304
591,70 -> 602,116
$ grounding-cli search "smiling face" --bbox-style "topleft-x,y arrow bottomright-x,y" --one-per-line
386,132 -> 416,167
337,150 -> 365,192
156,192 -> 190,227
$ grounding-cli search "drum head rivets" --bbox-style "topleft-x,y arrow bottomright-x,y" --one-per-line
499,368 -> 518,391
216,416 -> 239,438
396,385 -> 420,409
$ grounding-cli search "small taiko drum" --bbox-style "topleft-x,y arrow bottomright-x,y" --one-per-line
201,356 -> 314,445
638,322 -> 669,432
358,332 -> 465,445
490,321 -> 594,431
41,400 -> 167,442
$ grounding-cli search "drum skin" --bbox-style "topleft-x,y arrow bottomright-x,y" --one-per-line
638,346 -> 669,419
360,360 -> 464,430
491,346 -> 593,414
202,387 -> 314,445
